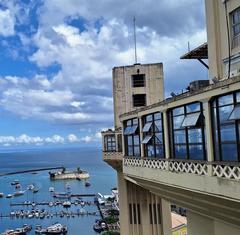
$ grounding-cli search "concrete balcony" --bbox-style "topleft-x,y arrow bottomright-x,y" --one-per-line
123,157 -> 240,226
103,151 -> 123,170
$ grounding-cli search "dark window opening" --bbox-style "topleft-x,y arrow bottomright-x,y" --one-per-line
133,94 -> 146,107
129,204 -> 133,224
132,74 -> 145,87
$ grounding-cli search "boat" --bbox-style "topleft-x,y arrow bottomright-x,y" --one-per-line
33,188 -> 39,193
53,192 -> 70,199
27,184 -> 35,191
93,220 -> 107,233
49,187 -> 54,192
11,180 -> 20,186
1,225 -> 32,235
15,183 -> 21,189
13,191 -> 25,197
0,192 -> 4,198
6,194 -> 13,199
35,223 -> 67,234
1,230 -> 15,235
62,201 -> 71,208
85,182 -> 91,187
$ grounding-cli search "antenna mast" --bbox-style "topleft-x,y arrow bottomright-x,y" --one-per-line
133,17 -> 138,64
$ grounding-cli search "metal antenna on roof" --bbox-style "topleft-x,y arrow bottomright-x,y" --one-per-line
133,17 -> 138,64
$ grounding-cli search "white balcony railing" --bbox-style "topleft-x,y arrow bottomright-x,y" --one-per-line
124,157 -> 240,180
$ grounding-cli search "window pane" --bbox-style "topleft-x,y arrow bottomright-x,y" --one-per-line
147,145 -> 155,157
146,115 -> 153,122
174,130 -> 186,144
128,136 -> 132,145
134,146 -> 140,157
220,124 -> 237,142
154,120 -> 162,132
181,113 -> 200,127
186,103 -> 200,113
218,94 -> 233,106
142,135 -> 152,144
174,145 -> 187,159
143,122 -> 152,132
128,146 -> 133,156
155,133 -> 163,143
155,145 -> 164,158
173,116 -> 184,129
133,118 -> 138,125
188,128 -> 202,143
229,105 -> 240,120
236,92 -> 240,103
133,135 -> 140,145
129,125 -> 138,135
221,144 -> 238,161
154,113 -> 161,120
219,105 -> 234,123
172,107 -> 184,116
124,126 -> 132,135
127,120 -> 132,126
189,145 -> 204,160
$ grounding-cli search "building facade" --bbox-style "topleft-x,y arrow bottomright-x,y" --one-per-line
102,0 -> 240,235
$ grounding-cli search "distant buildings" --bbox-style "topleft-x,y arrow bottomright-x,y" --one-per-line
102,0 -> 240,235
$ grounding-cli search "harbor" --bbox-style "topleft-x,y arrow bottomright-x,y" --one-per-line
0,158 -> 118,235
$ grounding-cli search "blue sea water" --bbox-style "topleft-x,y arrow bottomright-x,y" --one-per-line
0,147 -> 117,235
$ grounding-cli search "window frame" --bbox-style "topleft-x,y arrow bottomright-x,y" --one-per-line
133,94 -> 146,107
170,102 -> 206,161
231,7 -> 240,48
132,74 -> 146,88
104,135 -> 116,152
211,90 -> 240,162
142,112 -> 165,158
124,118 -> 141,157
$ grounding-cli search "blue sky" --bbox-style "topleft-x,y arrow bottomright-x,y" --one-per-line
0,0 -> 207,149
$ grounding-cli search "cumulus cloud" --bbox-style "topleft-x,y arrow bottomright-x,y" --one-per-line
67,134 -> 79,143
0,0 -> 207,137
0,9 -> 15,36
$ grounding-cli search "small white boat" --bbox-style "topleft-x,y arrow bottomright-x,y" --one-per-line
62,201 -> 71,208
0,192 -> 4,198
13,190 -> 25,197
49,187 -> 54,192
35,223 -> 67,234
6,194 -> 13,199
11,180 -> 20,185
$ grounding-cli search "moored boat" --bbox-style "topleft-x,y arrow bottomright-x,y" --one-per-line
11,180 -> 20,186
85,182 -> 91,187
0,192 -> 4,198
62,201 -> 71,208
13,191 -> 25,197
6,194 -> 13,199
35,223 -> 67,234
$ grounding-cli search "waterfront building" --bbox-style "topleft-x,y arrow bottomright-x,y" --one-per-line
102,0 -> 240,235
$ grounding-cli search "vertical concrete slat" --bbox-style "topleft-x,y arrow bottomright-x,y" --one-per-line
203,99 -> 214,176
161,199 -> 171,235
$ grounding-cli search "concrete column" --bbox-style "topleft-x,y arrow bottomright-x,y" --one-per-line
139,116 -> 145,158
203,99 -> 214,176
161,199 -> 171,235
117,171 -> 130,235
115,132 -> 119,152
141,190 -> 151,235
187,211 -> 214,235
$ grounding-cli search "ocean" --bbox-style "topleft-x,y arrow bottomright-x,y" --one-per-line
0,147 -> 117,234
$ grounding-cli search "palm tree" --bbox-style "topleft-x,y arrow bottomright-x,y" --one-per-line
62,166 -> 66,173
77,167 -> 82,173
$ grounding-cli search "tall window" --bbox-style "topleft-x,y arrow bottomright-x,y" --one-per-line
142,112 -> 165,158
132,74 -> 145,87
232,7 -> 240,48
124,118 -> 140,157
104,135 -> 116,152
170,102 -> 206,160
212,91 -> 240,162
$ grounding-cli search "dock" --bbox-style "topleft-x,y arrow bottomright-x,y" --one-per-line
0,167 -> 64,177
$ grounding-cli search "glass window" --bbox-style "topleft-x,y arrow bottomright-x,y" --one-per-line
229,105 -> 240,120
219,105 -> 234,123
181,113 -> 200,127
220,125 -> 237,142
186,103 -> 200,113
218,94 -> 234,106
189,145 -> 204,160
188,129 -> 202,143
143,122 -> 152,132
155,133 -> 163,143
128,146 -> 133,156
154,120 -> 162,132
124,126 -> 132,135
173,116 -> 184,129
221,144 -> 238,161
237,92 -> 240,103
174,130 -> 186,144
173,107 -> 184,116
133,135 -> 140,145
147,145 -> 155,157
155,145 -> 164,158
146,115 -> 153,122
142,135 -> 152,144
134,146 -> 140,157
175,145 -> 187,159
154,113 -> 161,120
129,125 -> 138,135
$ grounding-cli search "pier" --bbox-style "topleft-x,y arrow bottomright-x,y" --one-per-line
0,166 -> 64,177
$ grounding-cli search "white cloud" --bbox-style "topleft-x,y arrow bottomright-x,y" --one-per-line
67,134 -> 79,143
0,9 -> 15,36
80,135 -> 93,143
45,135 -> 64,143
